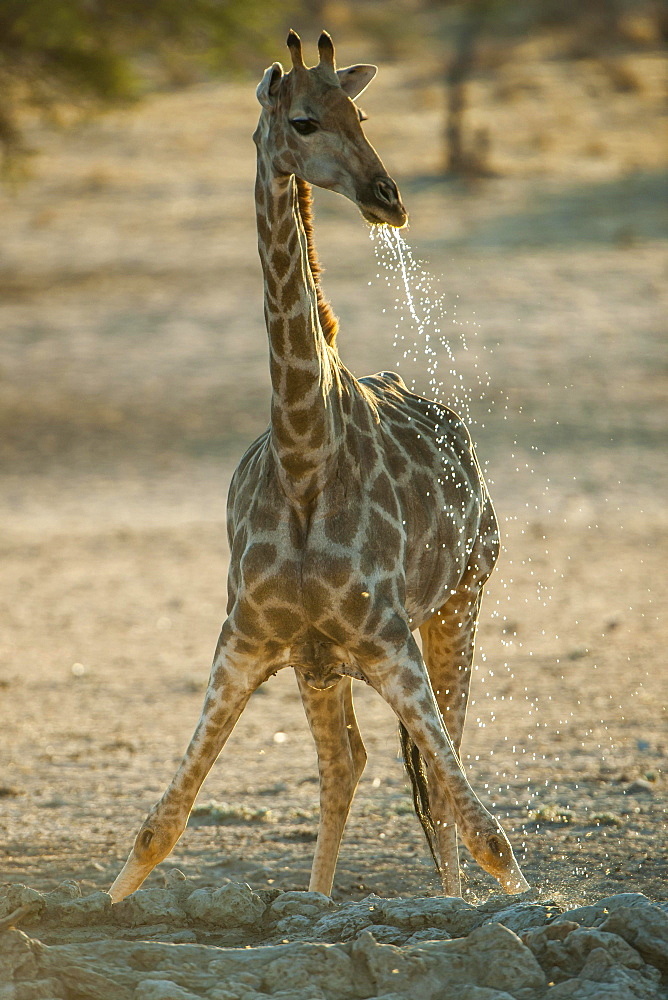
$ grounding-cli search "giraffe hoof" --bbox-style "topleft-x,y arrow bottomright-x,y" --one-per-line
468,830 -> 529,895
108,854 -> 153,903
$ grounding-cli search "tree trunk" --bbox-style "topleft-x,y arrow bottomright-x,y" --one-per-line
445,0 -> 488,176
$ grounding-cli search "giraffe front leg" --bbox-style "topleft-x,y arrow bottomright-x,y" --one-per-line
296,672 -> 367,896
419,588 -> 482,897
109,631 -> 267,902
367,629 -> 529,895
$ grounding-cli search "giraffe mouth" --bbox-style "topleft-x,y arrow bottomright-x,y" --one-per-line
360,204 -> 408,229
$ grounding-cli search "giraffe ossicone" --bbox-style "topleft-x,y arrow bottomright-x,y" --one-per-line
109,31 -> 529,904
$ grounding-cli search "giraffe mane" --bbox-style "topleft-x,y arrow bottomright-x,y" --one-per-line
295,177 -> 339,349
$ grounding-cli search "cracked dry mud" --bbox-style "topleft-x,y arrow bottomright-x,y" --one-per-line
1,878 -> 668,998
1,31 -> 667,1000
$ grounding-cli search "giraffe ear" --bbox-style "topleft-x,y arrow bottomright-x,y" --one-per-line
337,64 -> 377,100
257,62 -> 284,109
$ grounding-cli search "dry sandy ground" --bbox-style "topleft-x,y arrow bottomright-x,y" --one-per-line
0,32 -> 666,937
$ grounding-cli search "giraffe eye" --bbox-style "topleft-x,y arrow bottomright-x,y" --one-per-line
290,117 -> 318,136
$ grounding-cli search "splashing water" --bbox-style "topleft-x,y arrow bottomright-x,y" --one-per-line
368,224 -> 629,893
370,225 -> 540,844
371,225 -> 479,429
370,226 -> 493,577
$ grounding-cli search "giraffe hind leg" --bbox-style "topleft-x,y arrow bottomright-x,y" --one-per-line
415,526 -> 495,895
296,672 -> 367,896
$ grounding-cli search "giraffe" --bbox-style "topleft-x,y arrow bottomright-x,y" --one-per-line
109,30 -> 529,903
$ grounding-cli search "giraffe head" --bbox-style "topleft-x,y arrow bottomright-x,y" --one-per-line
254,30 -> 407,229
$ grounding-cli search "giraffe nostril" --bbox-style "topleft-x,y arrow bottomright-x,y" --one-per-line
373,177 -> 399,206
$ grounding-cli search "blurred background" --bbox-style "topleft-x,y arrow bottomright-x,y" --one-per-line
1,0 -> 665,514
0,1 -> 666,900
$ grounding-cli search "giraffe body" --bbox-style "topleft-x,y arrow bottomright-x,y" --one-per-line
109,31 -> 529,904
227,371 -> 493,677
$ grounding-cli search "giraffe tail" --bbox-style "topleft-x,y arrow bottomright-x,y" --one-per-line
398,722 -> 441,875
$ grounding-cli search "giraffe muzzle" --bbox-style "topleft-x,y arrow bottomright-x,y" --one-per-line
374,177 -> 400,206
360,175 -> 407,228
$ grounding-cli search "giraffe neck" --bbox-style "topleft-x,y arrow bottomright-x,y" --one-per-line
255,150 -> 343,504
294,178 -> 339,350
